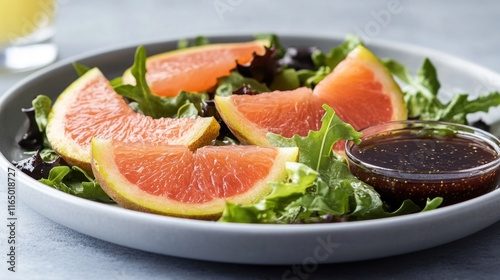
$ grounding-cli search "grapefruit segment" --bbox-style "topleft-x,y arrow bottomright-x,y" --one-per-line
216,87 -> 323,145
122,40 -> 269,97
215,45 -> 407,150
313,45 -> 407,128
91,138 -> 298,219
46,68 -> 220,173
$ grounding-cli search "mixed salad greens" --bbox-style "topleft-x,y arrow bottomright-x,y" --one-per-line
13,34 -> 500,223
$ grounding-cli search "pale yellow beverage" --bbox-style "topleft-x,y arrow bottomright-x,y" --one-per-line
0,0 -> 56,45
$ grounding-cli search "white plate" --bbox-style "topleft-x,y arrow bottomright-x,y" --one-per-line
1,35 -> 500,265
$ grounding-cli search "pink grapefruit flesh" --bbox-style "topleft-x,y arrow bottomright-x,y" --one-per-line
122,40 -> 269,97
91,138 -> 298,219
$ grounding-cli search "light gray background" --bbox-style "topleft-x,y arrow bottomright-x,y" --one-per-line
1,0 -> 499,279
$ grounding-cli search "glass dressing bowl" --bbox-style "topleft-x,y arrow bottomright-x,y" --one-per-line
345,120 -> 500,207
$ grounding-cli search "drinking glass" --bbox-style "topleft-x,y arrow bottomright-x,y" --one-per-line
0,0 -> 58,72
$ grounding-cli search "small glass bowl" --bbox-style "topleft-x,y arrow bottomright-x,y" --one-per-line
345,120 -> 500,207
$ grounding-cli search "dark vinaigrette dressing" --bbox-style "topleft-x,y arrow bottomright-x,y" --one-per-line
348,130 -> 500,207
352,134 -> 498,173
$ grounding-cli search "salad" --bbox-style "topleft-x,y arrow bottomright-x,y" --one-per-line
13,34 -> 500,223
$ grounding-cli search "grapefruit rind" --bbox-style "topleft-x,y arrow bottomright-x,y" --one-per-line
91,138 -> 298,219
122,39 -> 270,97
46,68 -> 220,173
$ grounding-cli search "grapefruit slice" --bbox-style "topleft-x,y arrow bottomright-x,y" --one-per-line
91,138 -> 298,219
46,68 -> 220,173
215,45 -> 407,147
313,45 -> 407,129
122,40 -> 269,97
216,87 -> 323,146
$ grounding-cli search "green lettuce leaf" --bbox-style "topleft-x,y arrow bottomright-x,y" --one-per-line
383,58 -> 500,123
31,95 -> 51,135
73,62 -> 123,86
296,66 -> 332,88
269,68 -> 301,91
267,105 -> 360,172
72,62 -> 92,77
113,46 -> 208,119
39,166 -> 113,203
431,93 -> 500,123
292,34 -> 363,88
215,72 -> 270,96
312,34 -> 363,69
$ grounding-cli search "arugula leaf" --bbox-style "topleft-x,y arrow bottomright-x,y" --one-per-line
73,62 -> 92,77
268,105 -> 361,172
422,197 -> 444,211
296,66 -> 332,88
177,103 -> 199,118
73,62 -> 123,86
220,105 -> 442,224
39,166 -> 113,203
383,58 -> 500,123
38,148 -> 59,162
32,95 -> 51,133
383,58 -> 441,118
291,35 -> 362,88
109,76 -> 123,88
114,46 -> 208,119
215,72 -> 270,96
381,58 -> 412,84
312,34 -> 363,69
220,162 -> 318,223
113,46 -> 163,118
429,92 -> 500,123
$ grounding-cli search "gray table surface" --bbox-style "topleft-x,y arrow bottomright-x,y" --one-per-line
1,0 -> 500,279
